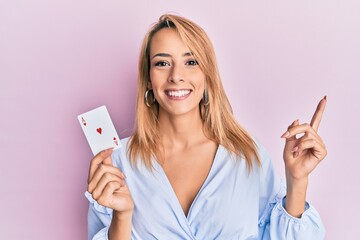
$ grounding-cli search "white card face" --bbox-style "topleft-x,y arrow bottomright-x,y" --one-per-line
77,105 -> 121,155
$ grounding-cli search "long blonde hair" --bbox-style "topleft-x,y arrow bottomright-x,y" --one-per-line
128,14 -> 260,170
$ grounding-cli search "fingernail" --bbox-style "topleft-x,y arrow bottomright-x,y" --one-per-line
291,119 -> 299,126
281,131 -> 290,138
291,146 -> 298,152
324,95 -> 327,101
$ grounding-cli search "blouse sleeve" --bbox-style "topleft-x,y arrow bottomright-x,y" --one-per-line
85,191 -> 112,240
256,143 -> 325,240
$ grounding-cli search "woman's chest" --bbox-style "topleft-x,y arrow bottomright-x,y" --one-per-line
161,142 -> 218,216
127,153 -> 260,239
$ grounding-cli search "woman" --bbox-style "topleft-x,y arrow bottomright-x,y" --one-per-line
86,14 -> 327,240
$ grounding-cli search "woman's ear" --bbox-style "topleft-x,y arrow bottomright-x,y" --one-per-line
147,81 -> 152,89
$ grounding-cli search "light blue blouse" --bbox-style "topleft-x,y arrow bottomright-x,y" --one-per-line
86,137 -> 325,240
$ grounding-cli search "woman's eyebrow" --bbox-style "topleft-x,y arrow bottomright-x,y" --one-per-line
151,52 -> 193,59
151,53 -> 171,59
183,52 -> 193,57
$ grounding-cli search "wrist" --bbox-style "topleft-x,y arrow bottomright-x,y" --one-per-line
286,179 -> 308,202
109,210 -> 133,240
285,175 -> 308,217
285,170 -> 308,191
113,210 -> 133,222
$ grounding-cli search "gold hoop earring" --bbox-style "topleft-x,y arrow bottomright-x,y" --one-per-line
145,89 -> 156,107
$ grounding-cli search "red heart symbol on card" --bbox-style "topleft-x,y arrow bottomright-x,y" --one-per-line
81,117 -> 86,126
113,137 -> 118,146
96,128 -> 102,134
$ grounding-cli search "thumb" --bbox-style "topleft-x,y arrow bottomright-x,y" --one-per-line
282,120 -> 300,160
102,152 -> 114,166
281,119 -> 299,142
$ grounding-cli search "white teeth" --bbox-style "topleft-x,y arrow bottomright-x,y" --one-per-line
167,90 -> 190,97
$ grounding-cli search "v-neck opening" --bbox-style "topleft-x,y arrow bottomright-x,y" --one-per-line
155,144 -> 222,223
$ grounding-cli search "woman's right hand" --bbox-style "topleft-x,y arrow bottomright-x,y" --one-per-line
87,148 -> 134,218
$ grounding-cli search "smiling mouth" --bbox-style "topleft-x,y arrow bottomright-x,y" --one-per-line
165,89 -> 192,98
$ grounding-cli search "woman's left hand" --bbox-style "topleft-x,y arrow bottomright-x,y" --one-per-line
281,96 -> 327,181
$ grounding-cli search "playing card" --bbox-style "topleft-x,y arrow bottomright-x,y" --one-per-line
77,105 -> 121,155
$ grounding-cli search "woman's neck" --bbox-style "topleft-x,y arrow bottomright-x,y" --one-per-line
158,110 -> 206,150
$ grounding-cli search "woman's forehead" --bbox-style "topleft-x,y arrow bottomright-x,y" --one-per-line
150,28 -> 190,56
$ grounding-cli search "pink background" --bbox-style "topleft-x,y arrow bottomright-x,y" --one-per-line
1,1 -> 359,239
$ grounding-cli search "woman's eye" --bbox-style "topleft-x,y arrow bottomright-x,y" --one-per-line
186,60 -> 198,66
154,61 -> 169,67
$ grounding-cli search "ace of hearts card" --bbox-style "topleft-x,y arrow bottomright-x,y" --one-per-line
77,105 -> 121,155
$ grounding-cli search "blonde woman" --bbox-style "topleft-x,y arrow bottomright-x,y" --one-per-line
86,14 -> 327,240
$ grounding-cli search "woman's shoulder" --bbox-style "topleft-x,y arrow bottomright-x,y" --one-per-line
120,136 -> 131,148
247,136 -> 274,169
250,137 -> 279,177
111,136 -> 132,168
249,136 -> 268,156
112,136 -> 155,176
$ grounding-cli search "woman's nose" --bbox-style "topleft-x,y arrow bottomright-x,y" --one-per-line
168,64 -> 184,83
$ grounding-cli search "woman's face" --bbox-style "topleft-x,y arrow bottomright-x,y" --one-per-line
149,28 -> 206,118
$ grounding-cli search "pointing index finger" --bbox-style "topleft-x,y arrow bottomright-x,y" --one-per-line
310,96 -> 327,132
